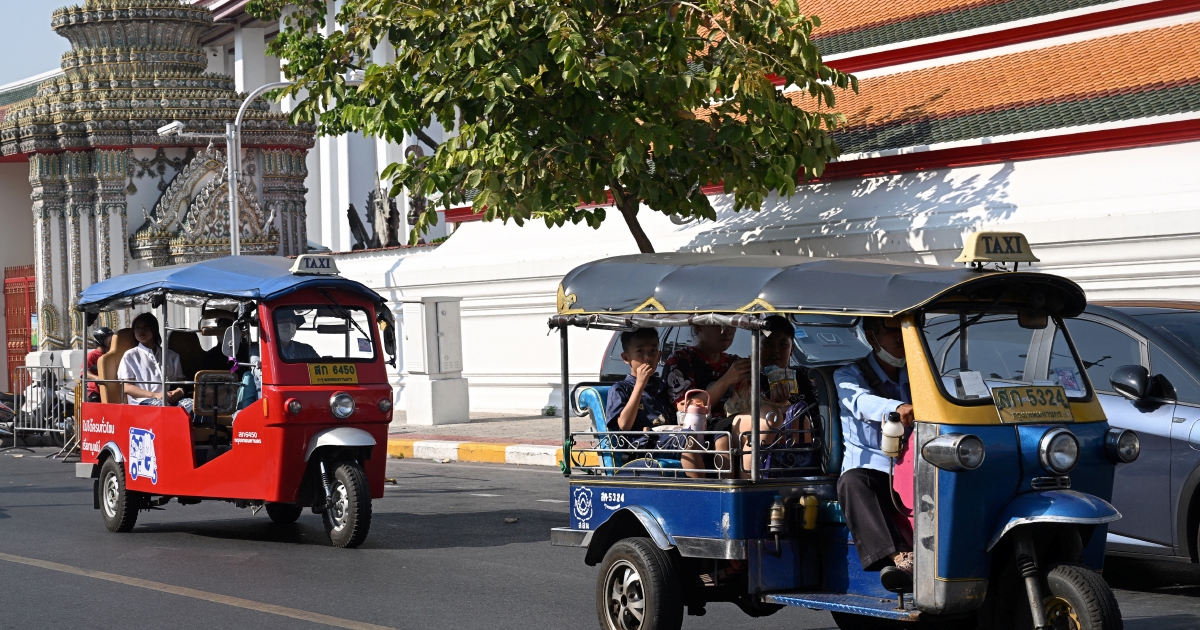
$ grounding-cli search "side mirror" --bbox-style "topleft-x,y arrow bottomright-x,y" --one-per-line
1018,309 -> 1048,329
1110,365 -> 1150,401
221,326 -> 240,358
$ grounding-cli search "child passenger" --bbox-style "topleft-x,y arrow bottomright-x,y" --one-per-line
604,328 -> 676,451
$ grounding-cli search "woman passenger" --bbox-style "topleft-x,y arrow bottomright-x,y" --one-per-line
117,312 -> 193,415
664,324 -> 749,476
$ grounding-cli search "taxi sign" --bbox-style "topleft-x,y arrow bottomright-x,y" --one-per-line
290,254 -> 340,275
955,231 -> 1039,264
308,363 -> 359,385
992,385 -> 1074,424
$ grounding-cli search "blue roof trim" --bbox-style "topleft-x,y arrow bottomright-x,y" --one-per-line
78,256 -> 386,312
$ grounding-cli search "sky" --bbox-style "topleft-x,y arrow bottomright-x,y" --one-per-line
0,1 -> 71,87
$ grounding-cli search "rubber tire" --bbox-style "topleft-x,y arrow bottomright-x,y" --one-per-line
321,461 -> 372,548
99,458 -> 138,533
1043,563 -> 1122,630
595,537 -> 683,630
265,502 -> 304,524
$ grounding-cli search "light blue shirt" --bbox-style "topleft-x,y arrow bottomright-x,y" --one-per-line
835,353 -> 912,474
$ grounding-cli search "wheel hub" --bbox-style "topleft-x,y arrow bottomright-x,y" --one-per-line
603,560 -> 646,630
103,473 -> 119,518
1045,595 -> 1081,630
327,482 -> 349,531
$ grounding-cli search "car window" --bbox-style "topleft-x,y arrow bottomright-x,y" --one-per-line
1150,343 -> 1200,405
1060,318 -> 1142,394
1127,312 -> 1200,366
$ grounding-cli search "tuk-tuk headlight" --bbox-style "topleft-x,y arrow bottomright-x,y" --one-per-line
1039,428 -> 1079,474
1105,428 -> 1140,463
330,393 -> 355,419
378,398 -> 392,414
921,434 -> 986,472
286,398 -> 302,415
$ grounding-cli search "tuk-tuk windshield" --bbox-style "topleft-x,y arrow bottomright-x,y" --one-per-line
921,311 -> 1090,403
274,306 -> 376,362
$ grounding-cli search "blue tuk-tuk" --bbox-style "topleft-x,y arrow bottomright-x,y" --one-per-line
550,234 -> 1139,629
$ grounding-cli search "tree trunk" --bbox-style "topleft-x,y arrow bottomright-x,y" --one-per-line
613,188 -> 655,254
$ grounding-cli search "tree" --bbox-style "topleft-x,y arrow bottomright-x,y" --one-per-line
250,0 -> 857,252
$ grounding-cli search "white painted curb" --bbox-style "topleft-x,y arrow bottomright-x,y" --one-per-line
504,445 -> 559,467
412,440 -> 464,461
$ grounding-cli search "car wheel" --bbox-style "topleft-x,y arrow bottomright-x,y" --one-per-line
595,537 -> 683,630
265,502 -> 303,524
1043,563 -> 1122,630
321,461 -> 371,548
99,458 -> 138,533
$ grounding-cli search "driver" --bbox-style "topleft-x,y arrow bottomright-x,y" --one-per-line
834,316 -> 914,588
276,310 -> 319,360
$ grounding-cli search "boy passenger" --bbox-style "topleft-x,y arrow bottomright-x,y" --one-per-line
605,328 -> 676,452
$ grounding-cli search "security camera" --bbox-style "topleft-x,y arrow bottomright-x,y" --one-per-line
157,120 -> 186,136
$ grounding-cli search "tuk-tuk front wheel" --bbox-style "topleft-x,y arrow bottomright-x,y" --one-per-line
99,458 -> 138,533
321,461 -> 372,548
596,537 -> 683,630
1042,563 -> 1121,630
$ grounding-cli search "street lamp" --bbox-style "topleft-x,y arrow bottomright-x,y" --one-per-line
157,72 -> 364,256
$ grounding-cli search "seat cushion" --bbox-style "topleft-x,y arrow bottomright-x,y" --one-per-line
808,366 -> 844,475
97,329 -> 137,404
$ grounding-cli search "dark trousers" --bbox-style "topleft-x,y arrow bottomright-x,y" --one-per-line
837,467 -> 912,570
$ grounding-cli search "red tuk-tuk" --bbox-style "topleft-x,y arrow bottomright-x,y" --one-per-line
74,255 -> 396,548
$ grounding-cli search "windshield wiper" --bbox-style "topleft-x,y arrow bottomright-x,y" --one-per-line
319,289 -> 372,344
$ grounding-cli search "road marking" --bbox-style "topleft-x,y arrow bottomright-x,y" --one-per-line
469,493 -> 501,497
537,499 -> 568,504
0,551 -> 396,630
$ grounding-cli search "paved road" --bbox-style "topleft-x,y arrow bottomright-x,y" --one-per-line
0,450 -> 1198,629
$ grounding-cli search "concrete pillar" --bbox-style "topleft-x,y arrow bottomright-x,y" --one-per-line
204,45 -> 226,75
318,134 -> 351,252
234,26 -> 267,93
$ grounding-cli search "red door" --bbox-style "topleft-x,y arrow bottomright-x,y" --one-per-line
4,265 -> 35,392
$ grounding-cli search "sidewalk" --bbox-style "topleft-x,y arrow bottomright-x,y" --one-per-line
386,410 -> 596,467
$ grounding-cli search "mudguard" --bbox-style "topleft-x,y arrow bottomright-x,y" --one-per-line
304,427 -> 376,461
100,441 -> 124,463
987,489 -> 1120,551
582,506 -> 676,565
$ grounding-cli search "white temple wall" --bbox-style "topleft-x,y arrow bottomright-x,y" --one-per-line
0,163 -> 36,389
333,139 -> 1200,414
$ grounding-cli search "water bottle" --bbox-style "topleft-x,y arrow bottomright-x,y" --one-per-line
680,389 -> 710,431
881,411 -> 904,458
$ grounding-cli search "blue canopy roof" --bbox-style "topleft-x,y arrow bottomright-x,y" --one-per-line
78,255 -> 385,312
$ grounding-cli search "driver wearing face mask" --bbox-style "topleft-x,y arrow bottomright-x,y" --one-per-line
276,311 -> 320,361
833,316 -> 915,589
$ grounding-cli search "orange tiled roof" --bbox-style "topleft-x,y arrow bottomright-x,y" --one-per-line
804,0 -> 1004,36
822,21 -> 1200,126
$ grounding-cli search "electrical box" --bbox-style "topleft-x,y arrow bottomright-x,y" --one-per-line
400,296 -> 463,377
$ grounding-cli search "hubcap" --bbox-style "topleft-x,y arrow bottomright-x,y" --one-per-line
327,481 -> 350,531
103,472 -> 120,518
1045,596 -> 1082,630
603,559 -> 646,630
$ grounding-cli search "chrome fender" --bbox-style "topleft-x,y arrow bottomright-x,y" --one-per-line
986,489 -> 1120,551
304,427 -> 376,461
582,506 -> 676,565
100,441 -> 124,463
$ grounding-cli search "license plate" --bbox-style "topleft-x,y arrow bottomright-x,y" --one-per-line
992,386 -> 1074,424
308,363 -> 359,385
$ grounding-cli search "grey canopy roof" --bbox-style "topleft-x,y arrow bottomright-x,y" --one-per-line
554,254 -> 1086,320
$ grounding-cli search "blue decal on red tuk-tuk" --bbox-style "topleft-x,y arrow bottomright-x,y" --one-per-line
128,427 -> 158,484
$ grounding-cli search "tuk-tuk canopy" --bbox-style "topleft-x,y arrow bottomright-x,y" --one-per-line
78,255 -> 387,313
553,254 -> 1086,327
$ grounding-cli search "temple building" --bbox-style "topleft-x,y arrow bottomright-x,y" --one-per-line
0,0 -> 1197,415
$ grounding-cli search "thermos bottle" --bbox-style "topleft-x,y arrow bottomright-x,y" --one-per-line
881,411 -> 905,458
681,389 -> 710,431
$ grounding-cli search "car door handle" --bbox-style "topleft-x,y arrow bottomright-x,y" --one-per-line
1173,417 -> 1187,423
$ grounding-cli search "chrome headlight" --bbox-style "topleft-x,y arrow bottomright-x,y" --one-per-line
922,434 -> 986,471
330,393 -> 355,419
1039,428 -> 1079,474
1105,428 -> 1140,463
378,398 -> 392,414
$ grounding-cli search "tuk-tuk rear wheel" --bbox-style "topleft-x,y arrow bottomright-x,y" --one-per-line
265,502 -> 304,524
321,461 -> 372,548
99,458 -> 138,533
595,537 -> 683,630
1042,563 -> 1121,630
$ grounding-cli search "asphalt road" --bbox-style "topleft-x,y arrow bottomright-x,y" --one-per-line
0,450 -> 1199,629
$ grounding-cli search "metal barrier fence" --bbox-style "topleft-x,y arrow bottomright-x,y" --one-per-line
0,365 -> 74,454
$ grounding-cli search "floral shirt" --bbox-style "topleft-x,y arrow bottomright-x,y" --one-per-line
663,346 -> 739,417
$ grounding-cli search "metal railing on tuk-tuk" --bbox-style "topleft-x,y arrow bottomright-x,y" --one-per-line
0,365 -> 75,457
553,312 -> 826,481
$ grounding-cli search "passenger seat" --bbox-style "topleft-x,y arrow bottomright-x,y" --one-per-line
807,366 -> 844,476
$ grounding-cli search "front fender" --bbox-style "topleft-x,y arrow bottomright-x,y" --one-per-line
305,427 -> 376,461
583,506 -> 675,565
987,490 -> 1120,551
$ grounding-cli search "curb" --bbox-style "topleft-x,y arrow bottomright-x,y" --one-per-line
387,438 -> 599,467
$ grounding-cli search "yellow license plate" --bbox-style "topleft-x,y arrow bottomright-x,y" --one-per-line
992,386 -> 1074,424
308,363 -> 359,385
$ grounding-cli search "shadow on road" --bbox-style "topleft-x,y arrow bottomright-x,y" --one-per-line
1126,615 -> 1200,629
132,508 -> 558,550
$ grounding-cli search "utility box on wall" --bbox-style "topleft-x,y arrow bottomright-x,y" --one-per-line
399,296 -> 468,425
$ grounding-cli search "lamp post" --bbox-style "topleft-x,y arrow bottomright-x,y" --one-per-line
158,72 -> 362,256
